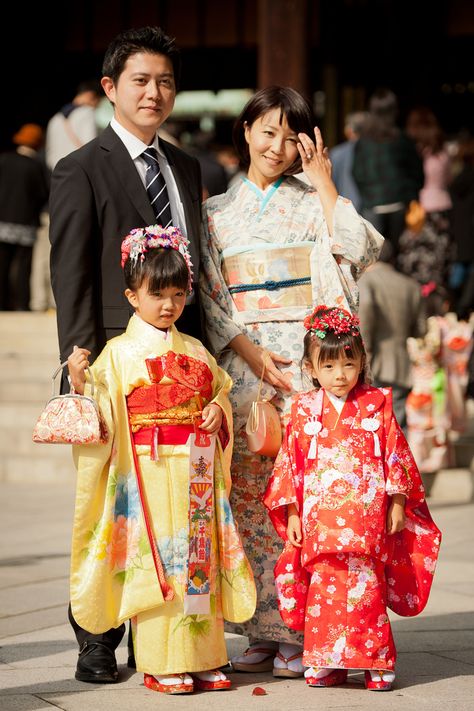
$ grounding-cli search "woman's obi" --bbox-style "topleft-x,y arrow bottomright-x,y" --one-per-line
222,242 -> 315,324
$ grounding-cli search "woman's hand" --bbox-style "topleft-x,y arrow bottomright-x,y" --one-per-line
200,403 -> 223,433
298,127 -> 338,232
386,494 -> 406,534
287,503 -> 302,547
229,334 -> 292,391
298,127 -> 333,188
67,345 -> 90,395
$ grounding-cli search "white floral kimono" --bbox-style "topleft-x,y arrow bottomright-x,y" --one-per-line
200,175 -> 383,643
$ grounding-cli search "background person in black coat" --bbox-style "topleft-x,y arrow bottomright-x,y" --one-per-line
0,124 -> 49,310
449,138 -> 474,318
49,26 -> 204,685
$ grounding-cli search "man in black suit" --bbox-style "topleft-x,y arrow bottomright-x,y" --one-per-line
49,26 -> 203,684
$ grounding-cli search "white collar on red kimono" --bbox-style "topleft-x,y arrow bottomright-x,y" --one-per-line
325,390 -> 347,414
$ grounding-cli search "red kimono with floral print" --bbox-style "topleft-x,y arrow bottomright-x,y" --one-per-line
263,384 -> 441,671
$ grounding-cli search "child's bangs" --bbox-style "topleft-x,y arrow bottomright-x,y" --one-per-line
317,332 -> 364,364
145,249 -> 189,293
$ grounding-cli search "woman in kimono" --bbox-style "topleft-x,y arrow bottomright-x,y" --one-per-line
200,86 -> 384,676
264,305 -> 441,690
67,225 -> 256,695
406,285 -> 473,474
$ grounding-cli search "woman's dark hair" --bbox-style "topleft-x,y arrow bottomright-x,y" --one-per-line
302,307 -> 368,387
362,88 -> 400,142
102,26 -> 181,88
406,107 -> 445,155
232,85 -> 314,175
124,247 -> 189,293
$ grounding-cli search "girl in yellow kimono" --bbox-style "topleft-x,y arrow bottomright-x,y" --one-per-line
67,225 -> 256,695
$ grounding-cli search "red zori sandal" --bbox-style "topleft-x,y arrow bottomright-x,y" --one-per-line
191,669 -> 231,691
364,669 -> 395,691
304,667 -> 348,687
144,672 -> 194,694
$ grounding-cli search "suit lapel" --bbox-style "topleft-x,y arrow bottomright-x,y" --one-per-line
100,126 -> 155,225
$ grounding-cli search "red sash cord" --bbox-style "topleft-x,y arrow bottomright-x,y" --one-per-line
127,419 -> 175,601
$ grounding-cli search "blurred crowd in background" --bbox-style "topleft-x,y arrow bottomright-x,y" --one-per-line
1,82 -> 474,477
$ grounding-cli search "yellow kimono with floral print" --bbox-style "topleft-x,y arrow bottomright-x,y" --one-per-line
70,315 -> 256,674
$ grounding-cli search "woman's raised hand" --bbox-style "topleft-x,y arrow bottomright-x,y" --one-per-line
67,345 -> 91,396
298,127 -> 338,231
298,127 -> 334,190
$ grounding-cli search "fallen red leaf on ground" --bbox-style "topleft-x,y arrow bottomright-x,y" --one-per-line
252,686 -> 267,695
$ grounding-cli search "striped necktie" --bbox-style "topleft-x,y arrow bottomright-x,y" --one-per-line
141,147 -> 173,228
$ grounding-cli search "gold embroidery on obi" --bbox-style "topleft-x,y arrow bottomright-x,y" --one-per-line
129,401 -> 201,432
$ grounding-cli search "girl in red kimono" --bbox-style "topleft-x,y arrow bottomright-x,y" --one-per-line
264,305 -> 441,691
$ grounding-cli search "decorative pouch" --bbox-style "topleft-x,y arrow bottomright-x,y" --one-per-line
32,362 -> 108,445
245,356 -> 282,457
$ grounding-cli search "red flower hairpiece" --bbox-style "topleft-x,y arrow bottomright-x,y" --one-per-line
304,305 -> 360,339
121,224 -> 194,293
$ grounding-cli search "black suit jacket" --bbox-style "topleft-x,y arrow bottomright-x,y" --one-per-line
49,125 -> 203,365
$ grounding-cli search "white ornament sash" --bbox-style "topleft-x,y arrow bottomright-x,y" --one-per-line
184,430 -> 216,614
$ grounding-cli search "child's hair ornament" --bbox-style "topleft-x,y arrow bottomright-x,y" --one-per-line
304,305 -> 360,339
120,224 -> 194,291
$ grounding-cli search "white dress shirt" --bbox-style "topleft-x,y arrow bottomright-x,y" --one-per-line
110,118 -> 188,239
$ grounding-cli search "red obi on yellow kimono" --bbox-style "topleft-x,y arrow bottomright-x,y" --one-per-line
264,385 -> 441,633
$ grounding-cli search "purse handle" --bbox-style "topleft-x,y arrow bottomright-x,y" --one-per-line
256,352 -> 269,403
51,361 -> 95,398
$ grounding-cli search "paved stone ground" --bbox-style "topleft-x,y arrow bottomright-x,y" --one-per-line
0,474 -> 473,711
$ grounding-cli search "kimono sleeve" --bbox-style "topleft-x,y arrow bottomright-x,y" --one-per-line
382,388 -> 442,616
383,388 -> 423,500
263,421 -> 301,540
199,206 -> 243,355
330,195 -> 384,280
72,344 -> 116,473
206,347 -> 233,460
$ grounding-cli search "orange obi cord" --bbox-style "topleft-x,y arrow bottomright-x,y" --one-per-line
127,418 -> 175,602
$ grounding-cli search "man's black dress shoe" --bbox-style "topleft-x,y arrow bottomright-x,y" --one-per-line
75,642 -> 119,683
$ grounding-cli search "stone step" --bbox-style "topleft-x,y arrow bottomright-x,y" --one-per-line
0,403 -> 53,429
0,379 -> 56,404
0,334 -> 60,356
0,313 -> 59,357
0,311 -> 58,336
0,426 -> 59,456
0,313 -> 67,481
0,353 -> 61,381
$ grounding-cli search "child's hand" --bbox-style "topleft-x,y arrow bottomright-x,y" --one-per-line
67,345 -> 91,396
199,403 -> 222,433
386,494 -> 406,534
287,503 -> 302,547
